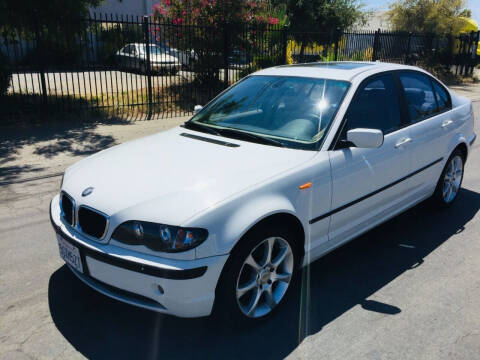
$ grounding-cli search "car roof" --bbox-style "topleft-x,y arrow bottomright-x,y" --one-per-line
253,61 -> 420,82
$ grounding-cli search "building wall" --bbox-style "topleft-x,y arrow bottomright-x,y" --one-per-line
358,11 -> 392,31
90,0 -> 161,17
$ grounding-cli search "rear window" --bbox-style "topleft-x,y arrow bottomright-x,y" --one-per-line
399,72 -> 439,122
432,80 -> 451,112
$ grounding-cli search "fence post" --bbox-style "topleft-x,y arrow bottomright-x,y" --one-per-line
469,31 -> 479,76
405,32 -> 412,64
334,28 -> 340,61
372,28 -> 380,61
282,26 -> 288,65
223,22 -> 230,88
143,15 -> 153,119
33,11 -> 48,107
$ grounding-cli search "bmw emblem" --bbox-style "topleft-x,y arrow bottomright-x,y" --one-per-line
82,187 -> 94,197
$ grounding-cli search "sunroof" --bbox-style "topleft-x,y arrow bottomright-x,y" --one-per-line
288,62 -> 374,70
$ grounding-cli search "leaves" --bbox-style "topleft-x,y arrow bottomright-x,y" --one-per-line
388,0 -> 473,35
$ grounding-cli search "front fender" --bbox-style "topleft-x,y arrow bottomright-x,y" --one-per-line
192,190 -> 310,259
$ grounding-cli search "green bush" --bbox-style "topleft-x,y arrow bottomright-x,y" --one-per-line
239,54 -> 283,78
0,51 -> 12,96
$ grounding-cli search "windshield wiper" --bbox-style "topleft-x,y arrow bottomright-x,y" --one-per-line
183,121 -> 221,136
216,127 -> 284,147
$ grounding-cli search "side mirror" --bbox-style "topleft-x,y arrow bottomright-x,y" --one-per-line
346,128 -> 384,148
194,105 -> 203,114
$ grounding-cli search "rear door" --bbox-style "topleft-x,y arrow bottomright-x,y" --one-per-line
398,71 -> 453,196
327,73 -> 413,245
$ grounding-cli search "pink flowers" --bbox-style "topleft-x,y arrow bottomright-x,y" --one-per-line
152,0 -> 277,26
153,4 -> 168,15
267,16 -> 279,25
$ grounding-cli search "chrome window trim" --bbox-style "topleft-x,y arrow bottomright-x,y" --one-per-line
77,204 -> 110,241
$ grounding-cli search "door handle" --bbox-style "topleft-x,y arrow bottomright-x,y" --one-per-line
441,120 -> 453,128
395,137 -> 412,148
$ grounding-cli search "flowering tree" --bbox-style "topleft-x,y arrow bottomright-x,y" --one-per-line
152,0 -> 280,26
152,0 -> 281,84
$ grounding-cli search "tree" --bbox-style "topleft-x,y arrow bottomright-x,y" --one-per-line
286,0 -> 366,56
0,0 -> 103,37
387,0 -> 472,35
152,0 -> 282,84
152,0 -> 279,26
0,0 -> 103,66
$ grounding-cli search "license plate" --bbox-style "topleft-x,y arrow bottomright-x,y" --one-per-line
57,234 -> 83,273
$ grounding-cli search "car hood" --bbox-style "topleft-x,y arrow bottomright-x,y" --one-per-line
63,127 -> 316,225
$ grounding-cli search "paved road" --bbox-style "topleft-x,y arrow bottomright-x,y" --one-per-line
9,69 -> 243,96
0,103 -> 479,360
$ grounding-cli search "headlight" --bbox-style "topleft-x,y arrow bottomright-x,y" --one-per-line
111,221 -> 208,253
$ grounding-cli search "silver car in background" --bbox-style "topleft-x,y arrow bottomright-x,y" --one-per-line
116,43 -> 180,74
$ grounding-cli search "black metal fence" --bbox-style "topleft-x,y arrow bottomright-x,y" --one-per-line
1,14 -> 478,120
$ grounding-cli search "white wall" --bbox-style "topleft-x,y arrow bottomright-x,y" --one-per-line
90,0 -> 161,17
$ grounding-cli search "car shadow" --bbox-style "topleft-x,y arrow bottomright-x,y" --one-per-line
48,188 -> 480,359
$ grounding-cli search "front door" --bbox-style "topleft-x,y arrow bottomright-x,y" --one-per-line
327,73 -> 413,245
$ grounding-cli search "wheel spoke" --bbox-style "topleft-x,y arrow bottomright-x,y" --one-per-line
451,181 -> 458,193
264,287 -> 275,309
271,246 -> 288,269
273,272 -> 292,283
443,182 -> 450,197
454,157 -> 460,172
264,238 -> 275,265
245,254 -> 262,272
246,287 -> 262,317
447,184 -> 453,200
447,163 -> 454,177
237,279 -> 257,298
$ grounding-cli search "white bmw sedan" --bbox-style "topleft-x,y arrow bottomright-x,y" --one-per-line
50,62 -> 475,321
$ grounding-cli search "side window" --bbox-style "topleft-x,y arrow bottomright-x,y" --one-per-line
432,80 -> 451,112
399,72 -> 437,122
344,74 -> 402,134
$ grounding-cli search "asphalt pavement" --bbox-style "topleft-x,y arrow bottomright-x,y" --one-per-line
0,103 -> 479,360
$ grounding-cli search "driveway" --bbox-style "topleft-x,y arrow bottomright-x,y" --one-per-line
0,99 -> 479,359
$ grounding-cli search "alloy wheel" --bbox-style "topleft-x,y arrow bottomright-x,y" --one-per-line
443,155 -> 463,203
235,237 -> 294,318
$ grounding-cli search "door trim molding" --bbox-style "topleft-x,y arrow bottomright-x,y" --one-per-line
309,157 -> 443,224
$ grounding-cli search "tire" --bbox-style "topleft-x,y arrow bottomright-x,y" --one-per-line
170,67 -> 178,75
431,149 -> 465,207
214,222 -> 299,323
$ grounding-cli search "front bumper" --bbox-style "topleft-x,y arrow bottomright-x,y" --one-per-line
50,195 -> 228,317
151,63 -> 177,71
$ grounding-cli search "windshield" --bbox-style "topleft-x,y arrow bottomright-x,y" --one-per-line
189,75 -> 350,149
138,44 -> 164,55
